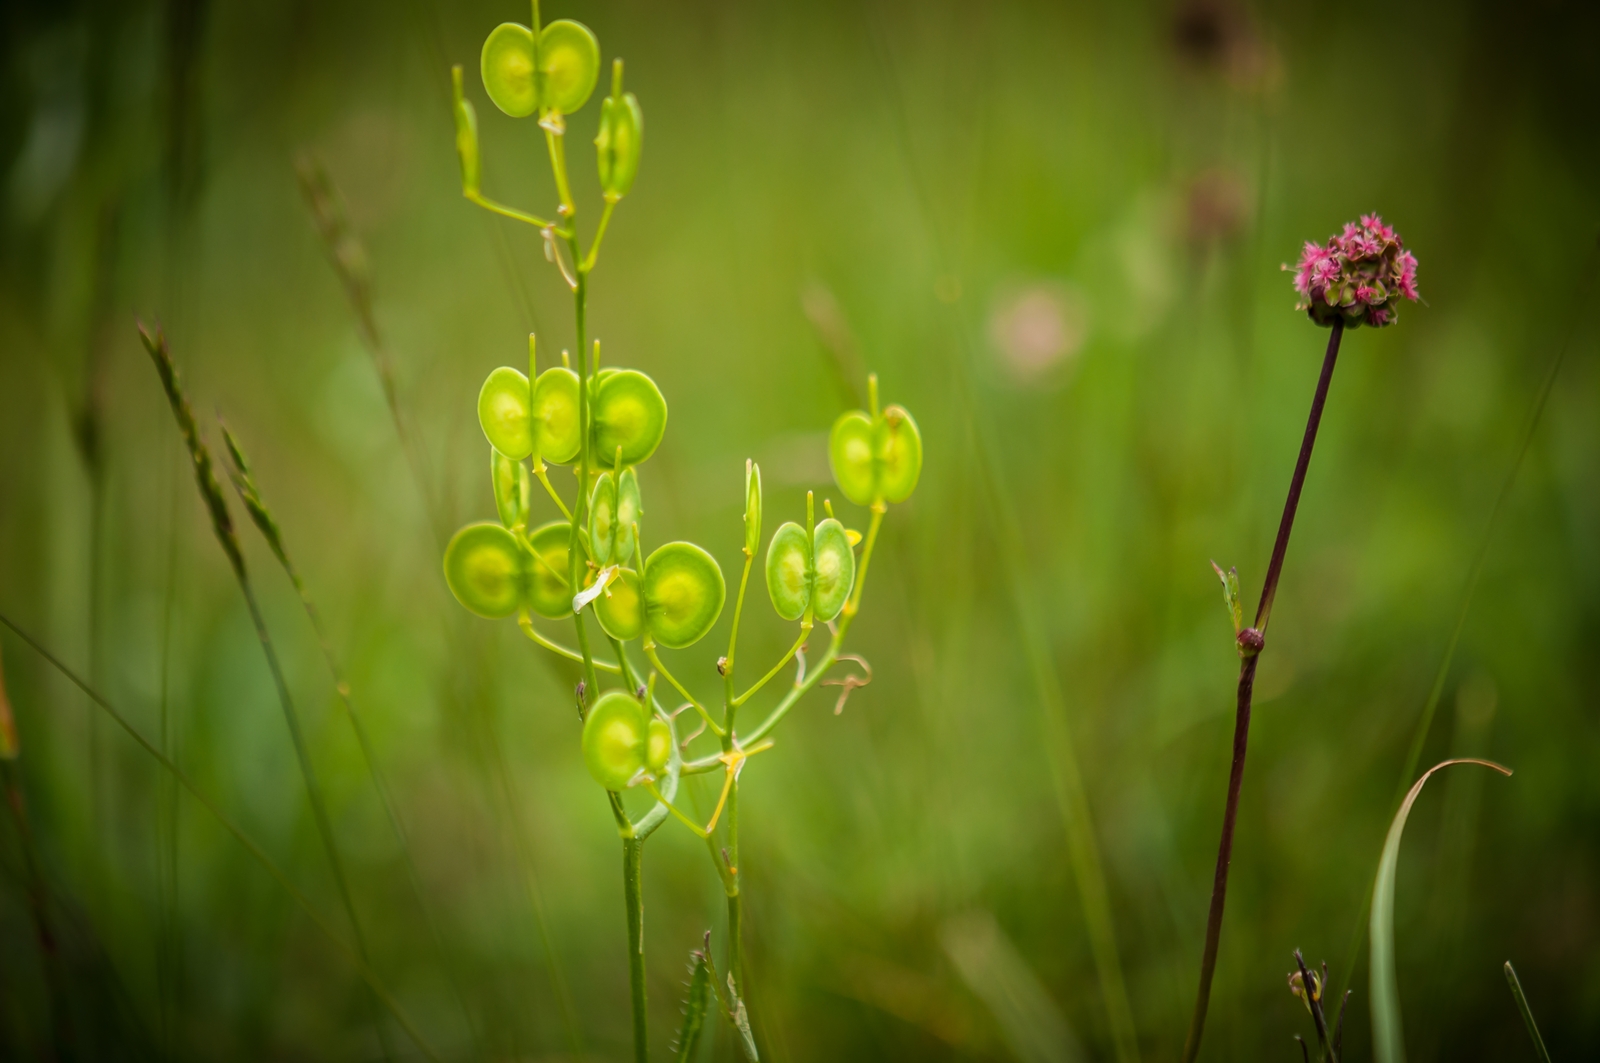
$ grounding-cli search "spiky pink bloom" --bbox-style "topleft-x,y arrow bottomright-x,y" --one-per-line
1283,214 -> 1419,328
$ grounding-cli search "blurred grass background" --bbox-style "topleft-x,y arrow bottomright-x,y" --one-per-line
2,0 -> 1599,1059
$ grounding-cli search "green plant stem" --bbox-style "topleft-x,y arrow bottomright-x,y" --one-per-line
0,612 -> 442,1062
1183,319 -> 1345,1063
647,641 -> 723,736
466,189 -> 552,229
238,581 -> 396,1063
581,199 -> 617,273
723,551 -> 755,720
519,611 -> 621,672
624,837 -> 649,1063
732,625 -> 811,707
533,460 -> 573,520
1503,962 -> 1552,1063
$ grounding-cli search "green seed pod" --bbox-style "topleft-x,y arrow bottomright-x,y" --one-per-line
828,410 -> 875,506
450,66 -> 481,195
595,79 -> 643,200
594,567 -> 645,641
645,716 -> 672,776
525,520 -> 574,619
811,517 -> 855,622
765,521 -> 811,622
643,542 -> 725,649
532,366 -> 581,464
593,369 -> 667,467
615,467 -> 641,565
444,522 -> 528,619
491,448 -> 532,529
743,460 -> 762,557
582,690 -> 649,790
538,19 -> 600,114
480,23 -> 539,118
589,471 -> 618,564
877,404 -> 923,504
479,366 -> 534,460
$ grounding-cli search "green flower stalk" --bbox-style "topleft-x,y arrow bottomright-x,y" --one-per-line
441,8 -> 922,1058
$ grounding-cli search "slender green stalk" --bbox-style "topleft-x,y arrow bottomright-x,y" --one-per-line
732,626 -> 811,707
1503,962 -> 1552,1063
0,612 -> 442,1063
624,838 -> 649,1063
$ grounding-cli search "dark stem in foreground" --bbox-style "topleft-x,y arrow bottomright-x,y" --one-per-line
1181,319 -> 1344,1062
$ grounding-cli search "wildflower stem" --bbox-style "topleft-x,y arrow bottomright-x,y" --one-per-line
519,610 -> 621,672
1182,318 -> 1344,1063
731,623 -> 811,707
624,837 -> 649,1063
646,642 -> 724,736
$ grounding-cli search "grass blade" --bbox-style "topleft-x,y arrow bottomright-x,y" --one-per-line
1503,961 -> 1553,1063
1370,758 -> 1511,1063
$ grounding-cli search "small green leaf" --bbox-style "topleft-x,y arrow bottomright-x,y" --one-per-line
644,542 -> 725,649
828,410 -> 875,506
615,466 -> 641,564
532,366 -> 581,464
1371,758 -> 1511,1063
878,404 -> 923,503
645,716 -> 672,777
581,690 -> 648,791
811,517 -> 855,622
589,471 -> 618,564
1211,560 -> 1243,635
479,366 -> 533,460
593,567 -> 645,642
444,522 -> 527,619
674,951 -> 712,1063
743,460 -> 762,557
491,448 -> 531,529
593,369 -> 668,467
765,521 -> 811,621
524,520 -> 574,619
480,23 -> 539,117
538,19 -> 600,114
1503,962 -> 1553,1063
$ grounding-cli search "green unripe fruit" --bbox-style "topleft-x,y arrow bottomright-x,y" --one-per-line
765,522 -> 811,622
589,471 -> 618,563
645,716 -> 672,776
538,19 -> 601,114
524,520 -> 574,619
532,366 -> 581,464
827,403 -> 924,506
593,567 -> 644,641
615,467 -> 641,564
491,448 -> 531,529
596,90 -> 643,200
811,517 -> 855,622
444,522 -> 527,619
828,410 -> 875,506
593,370 -> 667,467
450,66 -> 481,194
479,366 -> 533,460
582,690 -> 648,791
480,23 -> 539,118
877,405 -> 923,503
643,542 -> 725,649
743,460 -> 762,557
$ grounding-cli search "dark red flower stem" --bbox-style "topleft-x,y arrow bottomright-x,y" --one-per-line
1181,318 -> 1344,1063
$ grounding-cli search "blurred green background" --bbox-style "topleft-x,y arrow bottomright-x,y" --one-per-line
2,0 -> 1598,1059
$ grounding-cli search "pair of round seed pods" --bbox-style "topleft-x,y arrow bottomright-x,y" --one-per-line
479,363 -> 667,469
583,690 -> 673,791
478,18 -> 642,201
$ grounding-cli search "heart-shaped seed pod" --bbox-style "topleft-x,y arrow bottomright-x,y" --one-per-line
643,542 -> 724,649
810,517 -> 855,622
491,448 -> 531,529
524,520 -> 574,619
593,567 -> 644,641
764,521 -> 811,622
592,370 -> 667,467
444,522 -> 528,619
531,366 -> 581,464
582,690 -> 648,791
588,471 -> 618,564
479,366 -> 533,460
876,404 -> 923,503
743,460 -> 762,557
645,716 -> 672,776
828,410 -> 875,506
595,67 -> 643,201
615,467 -> 641,564
538,19 -> 600,114
480,23 -> 539,117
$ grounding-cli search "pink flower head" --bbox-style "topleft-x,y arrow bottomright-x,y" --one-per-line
1282,213 -> 1419,328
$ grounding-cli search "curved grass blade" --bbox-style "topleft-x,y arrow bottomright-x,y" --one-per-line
674,949 -> 712,1063
1503,961 -> 1553,1063
1370,758 -> 1511,1063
